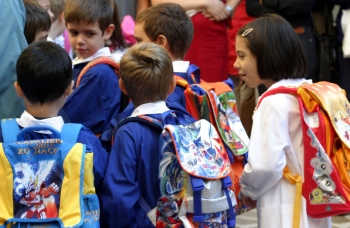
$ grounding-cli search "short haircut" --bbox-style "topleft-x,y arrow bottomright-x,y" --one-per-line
136,3 -> 193,59
64,0 -> 114,34
16,41 -> 73,105
50,0 -> 65,22
237,14 -> 307,80
23,0 -> 51,44
119,42 -> 174,107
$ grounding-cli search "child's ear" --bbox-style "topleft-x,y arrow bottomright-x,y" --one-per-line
119,79 -> 128,95
64,80 -> 74,97
58,11 -> 65,23
104,24 -> 115,40
156,35 -> 168,49
14,82 -> 24,97
168,77 -> 176,95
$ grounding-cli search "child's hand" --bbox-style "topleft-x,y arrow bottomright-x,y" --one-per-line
241,194 -> 257,208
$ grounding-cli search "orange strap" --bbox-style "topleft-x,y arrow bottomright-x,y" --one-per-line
283,167 -> 303,228
76,57 -> 119,88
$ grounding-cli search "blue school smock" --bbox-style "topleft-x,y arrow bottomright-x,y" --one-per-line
0,125 -> 108,195
0,0 -> 27,119
63,62 -> 122,135
99,95 -> 191,152
100,114 -> 163,227
100,104 -> 194,227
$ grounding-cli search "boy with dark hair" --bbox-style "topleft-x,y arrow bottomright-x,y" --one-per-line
0,41 -> 108,195
62,0 -> 124,135
100,42 -> 184,227
23,0 -> 52,44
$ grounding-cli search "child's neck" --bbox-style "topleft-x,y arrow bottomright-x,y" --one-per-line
24,100 -> 63,119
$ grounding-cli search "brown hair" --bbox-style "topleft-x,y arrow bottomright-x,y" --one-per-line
136,3 -> 193,59
119,43 -> 174,107
23,0 -> 51,44
64,0 -> 114,34
50,0 -> 65,22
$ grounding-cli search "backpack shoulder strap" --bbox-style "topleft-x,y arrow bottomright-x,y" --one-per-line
257,86 -> 298,109
187,64 -> 200,84
76,56 -> 120,87
117,115 -> 164,131
112,115 -> 164,145
175,75 -> 189,88
1,118 -> 20,143
61,123 -> 84,143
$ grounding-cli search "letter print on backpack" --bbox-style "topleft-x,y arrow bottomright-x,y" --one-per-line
0,120 -> 100,228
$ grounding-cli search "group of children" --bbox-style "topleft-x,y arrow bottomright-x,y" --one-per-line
1,0 -> 335,227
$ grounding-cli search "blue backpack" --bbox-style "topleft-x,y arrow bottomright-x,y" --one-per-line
118,111 -> 236,227
0,119 -> 100,228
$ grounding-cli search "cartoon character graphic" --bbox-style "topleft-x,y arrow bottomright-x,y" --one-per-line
217,107 -> 244,152
163,156 -> 185,196
310,156 -> 332,181
19,177 -> 59,219
307,129 -> 345,204
13,160 -> 61,218
310,188 -> 323,204
156,196 -> 182,225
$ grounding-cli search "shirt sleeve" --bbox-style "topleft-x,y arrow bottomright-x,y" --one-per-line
99,123 -> 140,228
63,64 -> 122,134
240,96 -> 290,200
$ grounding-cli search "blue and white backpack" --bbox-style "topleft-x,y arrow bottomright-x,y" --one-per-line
118,111 -> 237,227
0,119 -> 100,228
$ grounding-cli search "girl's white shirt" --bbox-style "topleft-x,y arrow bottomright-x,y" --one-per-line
240,78 -> 331,228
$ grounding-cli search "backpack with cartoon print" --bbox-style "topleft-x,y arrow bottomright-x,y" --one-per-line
258,81 -> 350,221
117,110 -> 237,227
0,120 -> 100,228
176,71 -> 251,214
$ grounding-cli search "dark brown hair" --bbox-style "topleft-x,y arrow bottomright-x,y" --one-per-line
23,0 -> 51,44
50,0 -> 65,22
237,14 -> 307,80
16,41 -> 72,104
65,0 -> 113,34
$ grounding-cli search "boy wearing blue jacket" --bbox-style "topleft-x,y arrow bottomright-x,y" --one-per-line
0,41 -> 108,195
99,42 -> 192,227
99,3 -> 196,151
62,0 -> 124,135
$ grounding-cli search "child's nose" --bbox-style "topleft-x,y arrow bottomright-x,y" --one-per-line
233,59 -> 239,70
76,35 -> 84,44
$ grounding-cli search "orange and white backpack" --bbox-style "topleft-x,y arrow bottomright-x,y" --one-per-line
258,81 -> 350,227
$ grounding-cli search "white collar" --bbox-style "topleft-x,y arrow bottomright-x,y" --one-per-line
16,111 -> 65,134
172,61 -> 190,73
268,78 -> 312,90
72,47 -> 112,66
131,101 -> 169,117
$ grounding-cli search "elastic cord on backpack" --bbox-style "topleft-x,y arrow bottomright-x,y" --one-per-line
190,175 -> 204,225
222,176 -> 235,228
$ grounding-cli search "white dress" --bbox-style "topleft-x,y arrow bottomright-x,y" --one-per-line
240,79 -> 332,228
